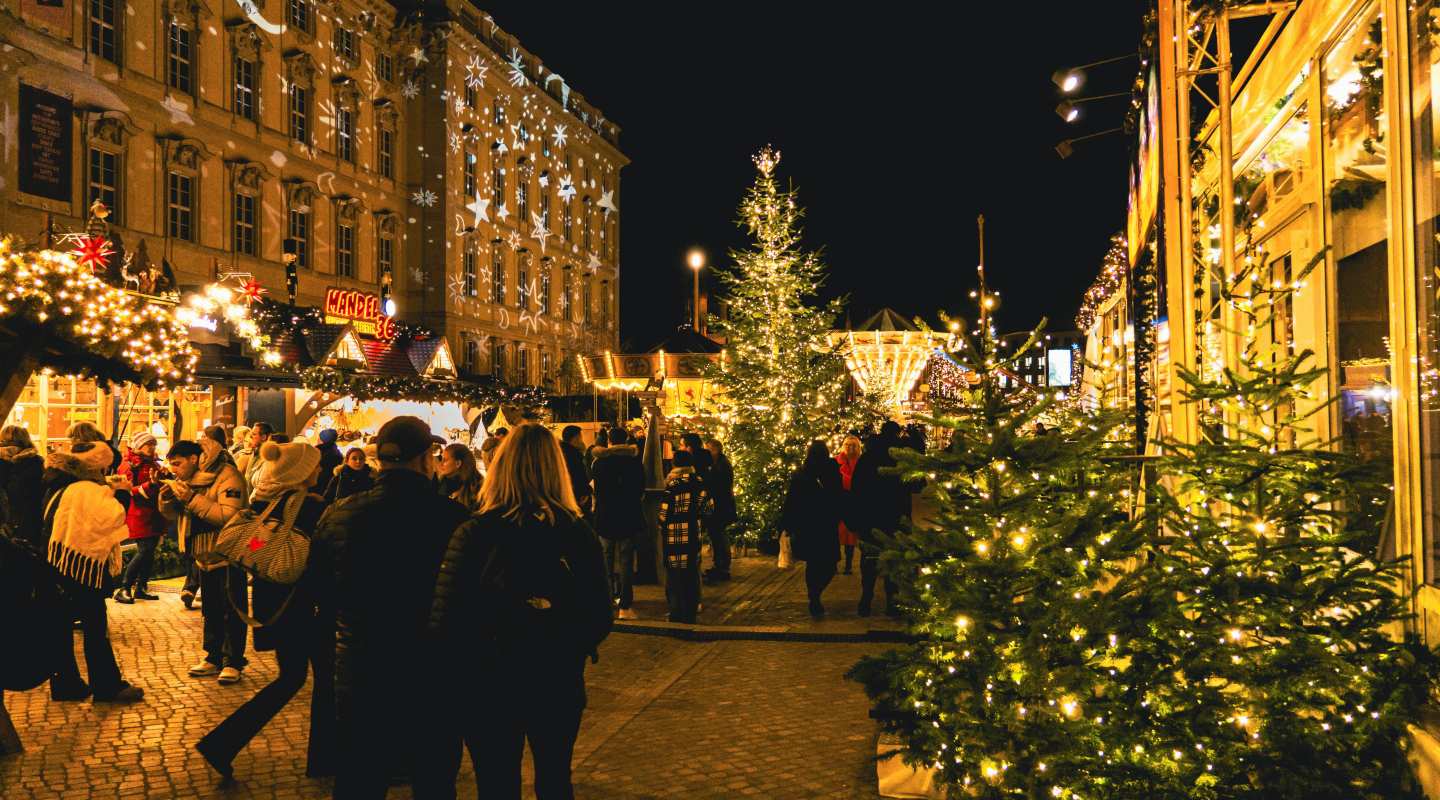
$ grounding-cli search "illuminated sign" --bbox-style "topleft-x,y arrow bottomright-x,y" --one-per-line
323,287 -> 396,339
1047,348 -> 1074,387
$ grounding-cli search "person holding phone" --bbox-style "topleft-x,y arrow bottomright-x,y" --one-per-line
114,432 -> 167,604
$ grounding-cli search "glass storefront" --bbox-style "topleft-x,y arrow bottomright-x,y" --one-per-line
1410,0 -> 1440,582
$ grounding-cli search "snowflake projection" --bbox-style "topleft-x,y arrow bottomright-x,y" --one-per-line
465,56 -> 487,88
537,172 -> 550,189
409,46 -> 428,65
447,274 -> 468,304
597,189 -> 618,216
495,203 -> 511,222
507,230 -> 523,250
410,266 -> 426,285
508,48 -> 526,87
557,176 -> 577,202
448,130 -> 461,153
530,213 -> 552,251
453,95 -> 466,116
412,188 -> 438,207
401,79 -> 420,99
552,124 -> 568,149
586,253 -> 602,273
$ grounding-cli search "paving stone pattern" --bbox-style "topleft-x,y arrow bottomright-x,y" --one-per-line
2,569 -> 890,798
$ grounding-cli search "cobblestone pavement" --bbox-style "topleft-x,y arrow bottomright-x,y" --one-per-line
1,567 -> 891,799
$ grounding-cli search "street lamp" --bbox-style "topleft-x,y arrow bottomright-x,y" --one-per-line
1054,92 -> 1130,123
1055,126 -> 1124,159
687,248 -> 704,332
1052,54 -> 1138,94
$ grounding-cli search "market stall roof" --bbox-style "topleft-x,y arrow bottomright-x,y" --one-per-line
646,325 -> 722,355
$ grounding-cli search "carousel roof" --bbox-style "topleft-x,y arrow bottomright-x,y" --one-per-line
646,325 -> 722,355
853,308 -> 917,333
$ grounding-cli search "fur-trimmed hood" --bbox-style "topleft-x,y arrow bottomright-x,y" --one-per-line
593,444 -> 638,460
45,449 -> 106,483
0,444 -> 38,462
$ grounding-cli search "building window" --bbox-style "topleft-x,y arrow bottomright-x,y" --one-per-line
493,103 -> 505,127
463,249 -> 477,297
541,351 -> 552,384
378,232 -> 393,277
491,248 -> 505,305
493,342 -> 506,380
465,339 -> 479,372
89,0 -> 119,65
288,208 -> 309,269
492,157 -> 505,210
518,124 -> 530,146
582,197 -> 593,251
517,347 -> 529,385
234,193 -> 256,256
540,182 -> 551,229
583,274 -> 592,325
88,148 -> 119,224
167,172 -> 194,241
234,55 -> 257,120
337,107 -> 354,162
289,85 -> 309,143
465,83 -> 477,109
539,265 -> 551,315
336,220 -> 354,278
562,267 -> 573,320
286,0 -> 310,32
376,127 -> 394,179
334,26 -> 357,65
168,22 -> 193,94
464,152 -> 476,197
563,200 -> 573,242
517,173 -> 529,220
377,52 -> 393,83
542,135 -> 551,159
517,254 -> 529,310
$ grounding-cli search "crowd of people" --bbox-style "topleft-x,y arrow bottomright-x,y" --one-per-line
0,410 -> 919,796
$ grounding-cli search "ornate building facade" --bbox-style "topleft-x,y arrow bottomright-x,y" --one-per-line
0,0 -> 623,393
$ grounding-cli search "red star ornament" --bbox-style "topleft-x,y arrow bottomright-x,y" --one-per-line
70,236 -> 114,275
240,279 -> 268,305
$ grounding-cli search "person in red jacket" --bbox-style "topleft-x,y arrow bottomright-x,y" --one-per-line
114,431 -> 168,603
835,435 -> 862,575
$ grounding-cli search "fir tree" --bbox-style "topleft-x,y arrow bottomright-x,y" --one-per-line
1106,255 -> 1437,799
850,289 -> 1144,798
710,147 -> 854,543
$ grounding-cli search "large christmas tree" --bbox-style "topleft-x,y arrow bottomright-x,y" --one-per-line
710,147 -> 855,544
1103,256 -> 1437,799
850,283 -> 1144,796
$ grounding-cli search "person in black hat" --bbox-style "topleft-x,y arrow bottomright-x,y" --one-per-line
313,416 -> 471,797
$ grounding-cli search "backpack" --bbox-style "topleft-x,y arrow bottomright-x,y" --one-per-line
474,514 -> 612,661
206,491 -> 309,585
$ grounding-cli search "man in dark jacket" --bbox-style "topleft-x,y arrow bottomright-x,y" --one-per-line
561,425 -> 592,514
313,416 -> 470,797
702,438 -> 735,583
850,421 -> 911,617
590,427 -> 645,619
315,428 -> 343,480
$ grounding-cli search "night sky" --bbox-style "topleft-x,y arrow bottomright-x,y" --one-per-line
486,2 -> 1146,349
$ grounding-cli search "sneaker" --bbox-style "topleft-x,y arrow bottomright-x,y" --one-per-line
188,661 -> 221,677
112,588 -> 134,604
92,682 -> 143,703
616,608 -> 638,620
132,588 -> 159,601
180,589 -> 195,609
217,667 -> 243,685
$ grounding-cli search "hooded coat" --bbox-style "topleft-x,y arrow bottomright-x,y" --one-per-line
161,452 -> 246,555
590,444 -> 645,539
316,430 -> 343,480
322,462 -> 376,504
41,450 -> 129,590
119,449 -> 167,540
0,444 -> 44,550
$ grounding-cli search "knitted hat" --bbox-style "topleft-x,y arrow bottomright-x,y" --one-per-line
130,430 -> 157,450
68,441 -> 114,479
318,428 -> 338,445
250,440 -> 321,498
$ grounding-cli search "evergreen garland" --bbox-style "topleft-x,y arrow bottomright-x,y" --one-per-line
297,366 -> 546,410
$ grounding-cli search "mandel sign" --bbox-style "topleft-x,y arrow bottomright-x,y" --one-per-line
323,287 -> 396,339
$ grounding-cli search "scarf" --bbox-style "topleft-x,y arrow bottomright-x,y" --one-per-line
46,480 -> 128,588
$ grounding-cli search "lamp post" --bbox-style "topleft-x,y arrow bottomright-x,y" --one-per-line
687,248 -> 704,333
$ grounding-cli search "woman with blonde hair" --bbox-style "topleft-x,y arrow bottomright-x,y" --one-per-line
428,423 -> 612,799
835,434 -> 863,575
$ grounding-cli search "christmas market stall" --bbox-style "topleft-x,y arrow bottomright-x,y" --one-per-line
577,325 -> 722,423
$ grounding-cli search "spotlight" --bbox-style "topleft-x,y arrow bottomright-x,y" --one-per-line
1055,140 -> 1075,159
1053,69 -> 1082,93
1056,101 -> 1080,122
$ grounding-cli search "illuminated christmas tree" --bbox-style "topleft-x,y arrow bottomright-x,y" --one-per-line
1104,255 -> 1436,799
710,147 -> 853,544
849,273 -> 1144,797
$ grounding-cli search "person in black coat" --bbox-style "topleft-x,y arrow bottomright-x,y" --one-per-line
322,447 -> 377,504
589,427 -> 645,618
315,428 -> 343,481
702,439 -> 736,583
849,421 -> 911,617
428,424 -> 612,800
560,425 -> 592,514
0,425 -> 45,550
782,440 -> 844,618
195,441 -> 336,780
312,417 -> 471,797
